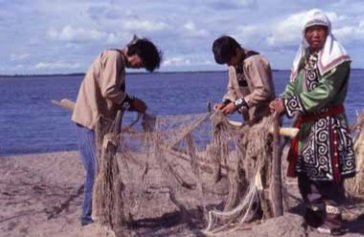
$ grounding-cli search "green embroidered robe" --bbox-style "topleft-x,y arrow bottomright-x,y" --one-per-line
281,53 -> 356,182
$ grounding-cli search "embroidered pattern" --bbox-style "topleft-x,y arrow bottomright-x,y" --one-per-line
304,53 -> 319,92
285,95 -> 304,118
298,116 -> 356,181
335,117 -> 356,175
298,117 -> 332,180
295,52 -> 356,181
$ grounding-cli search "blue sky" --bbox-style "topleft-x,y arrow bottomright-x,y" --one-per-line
1,0 -> 363,74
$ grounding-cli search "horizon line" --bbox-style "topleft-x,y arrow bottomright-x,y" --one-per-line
1,68 -> 363,77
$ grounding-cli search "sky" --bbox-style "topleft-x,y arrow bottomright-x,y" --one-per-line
0,0 -> 363,74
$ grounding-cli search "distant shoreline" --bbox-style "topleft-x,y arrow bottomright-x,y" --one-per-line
0,68 -> 362,78
0,69 -> 293,78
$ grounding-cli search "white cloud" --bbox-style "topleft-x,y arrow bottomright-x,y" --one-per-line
47,26 -> 109,42
235,25 -> 264,46
264,10 -> 351,47
10,53 -> 30,61
122,19 -> 168,32
34,62 -> 81,70
208,0 -> 257,9
163,57 -> 191,66
266,11 -> 306,47
1,0 -> 364,74
183,21 -> 209,37
334,24 -> 364,43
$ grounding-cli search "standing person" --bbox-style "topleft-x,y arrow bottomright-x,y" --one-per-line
72,36 -> 162,226
270,9 -> 355,235
211,35 -> 276,217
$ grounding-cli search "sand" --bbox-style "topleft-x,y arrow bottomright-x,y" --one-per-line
1,151 -> 364,237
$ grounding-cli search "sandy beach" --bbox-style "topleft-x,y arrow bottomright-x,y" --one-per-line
1,151 -> 364,237
0,151 -> 111,237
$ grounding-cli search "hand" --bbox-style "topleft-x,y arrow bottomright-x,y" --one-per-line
213,103 -> 225,111
132,98 -> 147,113
221,102 -> 236,115
269,98 -> 285,114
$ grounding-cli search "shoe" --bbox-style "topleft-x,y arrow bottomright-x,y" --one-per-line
81,218 -> 94,226
317,224 -> 346,236
316,204 -> 347,236
304,207 -> 324,228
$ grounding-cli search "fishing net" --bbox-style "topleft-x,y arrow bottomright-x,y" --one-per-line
93,112 -> 125,236
202,113 -> 274,236
91,110 -> 276,236
346,111 -> 364,196
52,98 -> 364,236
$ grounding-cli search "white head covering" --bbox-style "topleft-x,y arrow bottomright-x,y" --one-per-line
290,9 -> 350,81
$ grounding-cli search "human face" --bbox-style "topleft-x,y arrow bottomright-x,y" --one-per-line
128,54 -> 144,69
226,48 -> 243,67
305,25 -> 328,51
227,56 -> 240,67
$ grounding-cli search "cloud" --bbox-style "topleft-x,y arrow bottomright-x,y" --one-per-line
235,25 -> 266,46
183,21 -> 209,37
34,62 -> 81,70
208,0 -> 258,10
266,11 -> 307,47
122,19 -> 168,32
334,22 -> 364,43
87,5 -> 124,21
47,26 -> 109,42
1,0 -> 364,74
264,10 -> 351,47
163,57 -> 191,66
10,53 -> 30,61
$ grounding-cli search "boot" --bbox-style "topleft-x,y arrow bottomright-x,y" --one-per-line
304,204 -> 324,228
317,205 -> 346,236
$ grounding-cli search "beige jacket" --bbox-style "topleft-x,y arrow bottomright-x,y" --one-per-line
223,53 -> 275,123
72,49 -> 127,130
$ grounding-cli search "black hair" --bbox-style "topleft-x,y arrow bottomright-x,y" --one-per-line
127,38 -> 162,72
212,35 -> 242,64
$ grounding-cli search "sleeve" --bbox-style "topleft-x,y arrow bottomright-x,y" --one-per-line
281,61 -> 305,99
100,51 -> 127,104
243,57 -> 273,107
284,62 -> 350,118
222,67 -> 238,103
280,80 -> 296,99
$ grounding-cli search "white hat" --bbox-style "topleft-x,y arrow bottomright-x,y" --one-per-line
303,9 -> 331,32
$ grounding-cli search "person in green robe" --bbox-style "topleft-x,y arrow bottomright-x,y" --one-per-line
270,9 -> 356,235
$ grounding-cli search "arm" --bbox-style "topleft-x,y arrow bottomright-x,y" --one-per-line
98,50 -> 147,112
100,51 -> 127,104
280,80 -> 296,99
215,67 -> 237,111
243,56 -> 273,107
281,58 -> 305,99
222,67 -> 239,103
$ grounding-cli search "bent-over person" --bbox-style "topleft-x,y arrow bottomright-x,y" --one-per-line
212,35 -> 276,125
211,35 -> 276,218
72,36 -> 162,226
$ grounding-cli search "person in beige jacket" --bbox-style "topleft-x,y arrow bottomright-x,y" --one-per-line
212,35 -> 275,125
72,36 -> 162,226
211,35 -> 276,220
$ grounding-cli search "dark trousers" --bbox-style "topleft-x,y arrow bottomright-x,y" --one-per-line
297,173 -> 345,230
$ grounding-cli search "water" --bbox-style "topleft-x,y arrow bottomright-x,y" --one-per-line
0,70 -> 363,156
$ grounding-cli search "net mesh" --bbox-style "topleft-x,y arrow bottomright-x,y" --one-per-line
346,111 -> 364,196
92,111 -> 276,236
